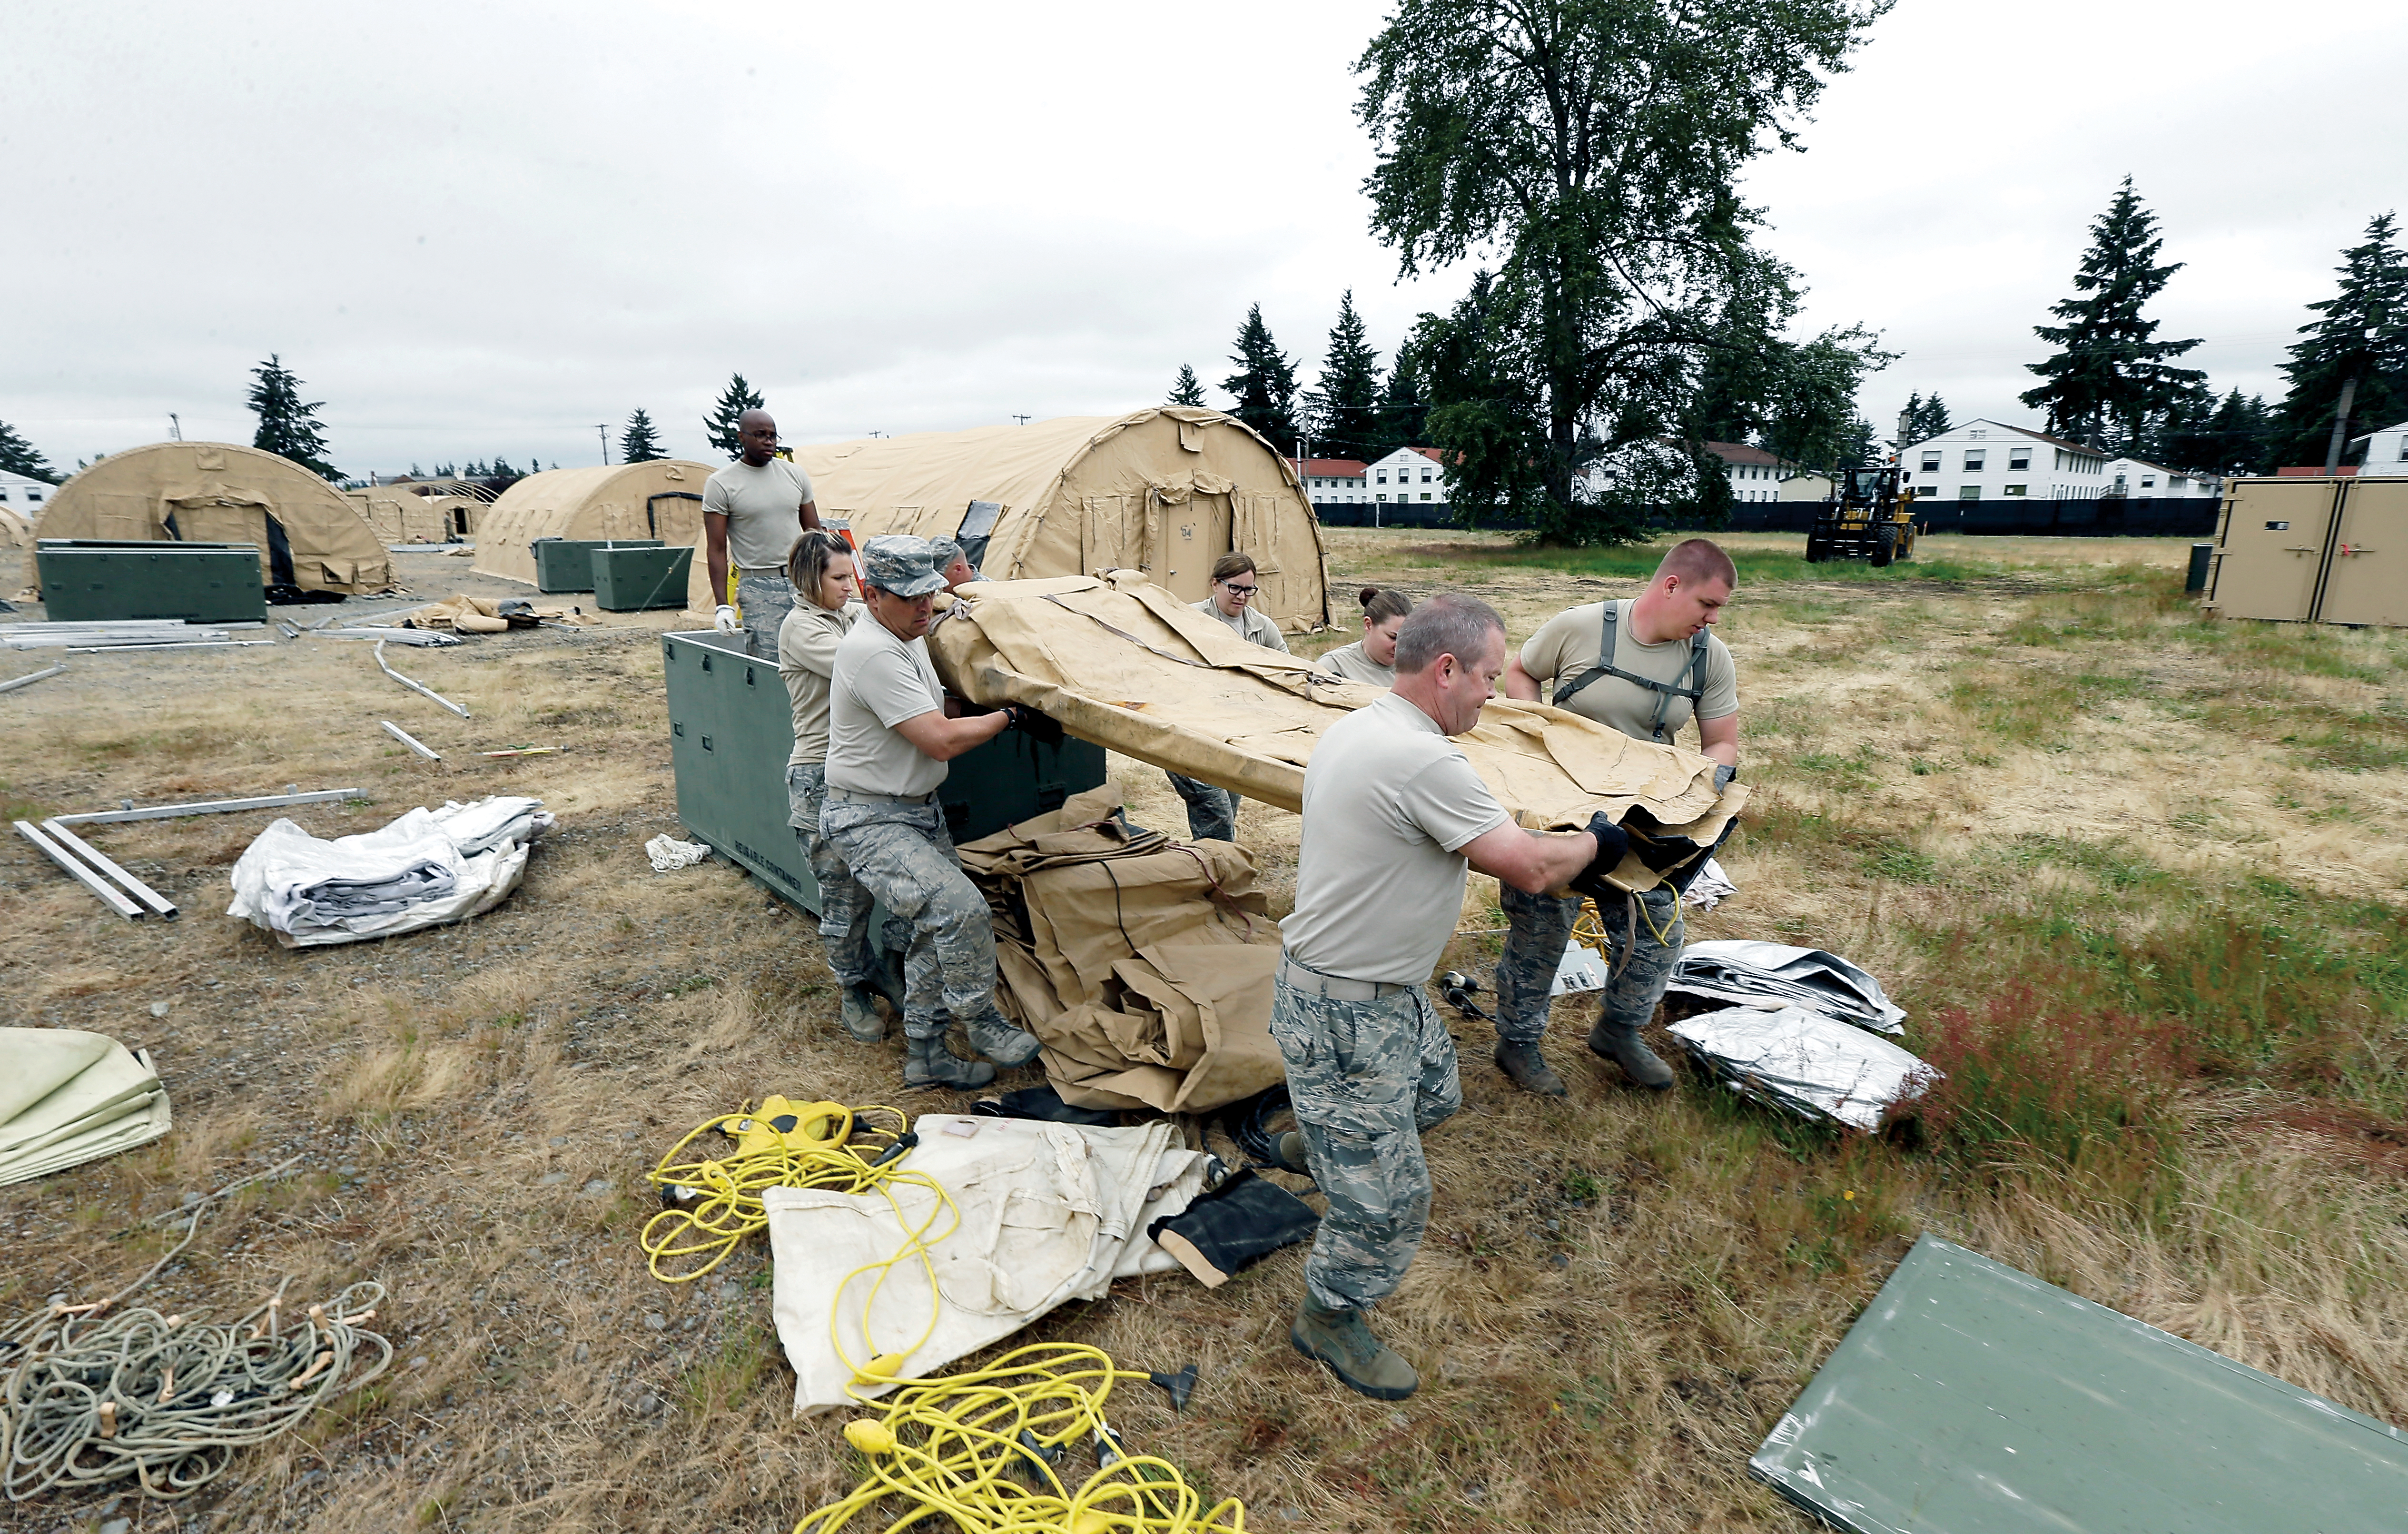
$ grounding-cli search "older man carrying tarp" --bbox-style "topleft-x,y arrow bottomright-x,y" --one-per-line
821,535 -> 1051,1090
1271,593 -> 1622,1400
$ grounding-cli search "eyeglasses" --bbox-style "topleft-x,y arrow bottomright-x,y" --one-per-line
1222,584 -> 1259,597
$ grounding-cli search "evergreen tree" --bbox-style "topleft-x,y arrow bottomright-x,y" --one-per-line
247,354 -> 342,480
2020,178 -> 2206,453
2267,213 -> 2408,470
1167,364 -> 1207,407
1221,305 -> 1302,449
0,419 -> 58,484
620,408 -> 666,464
1898,391 -> 1950,443
1305,290 -> 1385,458
703,373 -> 766,460
1374,346 -> 1427,449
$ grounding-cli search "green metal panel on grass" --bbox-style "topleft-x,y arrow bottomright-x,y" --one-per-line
661,631 -> 1107,915
592,545 -> 694,611
1752,1234 -> 2408,1533
532,538 -> 663,593
35,540 -> 269,623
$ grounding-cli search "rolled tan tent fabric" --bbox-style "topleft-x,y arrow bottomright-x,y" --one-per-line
38,442 -> 394,593
928,573 -> 1748,891
681,407 -> 1331,631
472,461 -> 711,585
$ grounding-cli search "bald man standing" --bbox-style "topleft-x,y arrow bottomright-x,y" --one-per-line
704,409 -> 822,657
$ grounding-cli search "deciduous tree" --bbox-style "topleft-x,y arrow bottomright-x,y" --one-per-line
1358,0 -> 1890,543
2020,178 -> 2206,455
247,354 -> 341,480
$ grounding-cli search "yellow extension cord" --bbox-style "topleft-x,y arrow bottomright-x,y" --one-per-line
1571,886 -> 1681,956
639,1098 -> 916,1283
803,1343 -> 1246,1534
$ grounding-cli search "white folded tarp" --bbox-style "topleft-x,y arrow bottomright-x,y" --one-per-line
1666,939 -> 1906,1034
765,1115 -> 1213,1415
0,1029 -> 172,1186
1667,1005 -> 1939,1132
227,796 -> 553,947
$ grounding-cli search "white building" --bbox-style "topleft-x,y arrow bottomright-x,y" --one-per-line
0,471 -> 57,516
1289,457 -> 1370,507
2104,457 -> 2220,498
1900,419 -> 2110,501
1700,440 -> 1834,502
2352,419 -> 2408,473
1365,446 -> 1450,507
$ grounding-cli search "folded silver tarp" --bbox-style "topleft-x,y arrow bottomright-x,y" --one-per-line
1666,939 -> 1907,1035
1667,1005 -> 1938,1132
0,1028 -> 172,1186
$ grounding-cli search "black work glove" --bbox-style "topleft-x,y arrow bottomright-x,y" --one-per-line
1569,812 -> 1631,903
1714,762 -> 1737,792
1001,704 -> 1065,746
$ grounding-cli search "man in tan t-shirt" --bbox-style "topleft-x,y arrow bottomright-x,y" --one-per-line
704,409 -> 821,658
1486,537 -> 1741,1097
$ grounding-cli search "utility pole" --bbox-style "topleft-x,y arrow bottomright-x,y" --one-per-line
168,412 -> 182,442
596,424 -> 611,465
2321,324 -> 2382,477
1012,415 -> 1031,426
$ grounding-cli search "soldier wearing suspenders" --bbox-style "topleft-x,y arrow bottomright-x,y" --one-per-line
1489,538 -> 1741,1096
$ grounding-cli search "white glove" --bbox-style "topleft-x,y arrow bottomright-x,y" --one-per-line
713,604 -> 741,635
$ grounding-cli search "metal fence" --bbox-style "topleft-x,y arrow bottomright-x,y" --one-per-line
1310,498 -> 2220,538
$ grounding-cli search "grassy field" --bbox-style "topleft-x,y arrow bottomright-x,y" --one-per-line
2,532 -> 2404,1532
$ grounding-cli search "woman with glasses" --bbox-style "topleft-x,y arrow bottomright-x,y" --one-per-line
1169,552 -> 1289,841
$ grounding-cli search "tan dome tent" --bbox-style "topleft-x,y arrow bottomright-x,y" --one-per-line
472,461 -> 712,585
0,505 -> 32,550
39,443 -> 393,594
679,407 -> 1332,631
346,485 -> 452,544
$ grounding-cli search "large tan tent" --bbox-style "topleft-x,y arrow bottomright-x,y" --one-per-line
0,505 -> 32,550
679,408 -> 1332,631
38,443 -> 393,594
346,485 -> 453,544
472,461 -> 712,585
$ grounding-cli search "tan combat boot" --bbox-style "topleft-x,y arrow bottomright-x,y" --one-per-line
1290,1296 -> 1418,1400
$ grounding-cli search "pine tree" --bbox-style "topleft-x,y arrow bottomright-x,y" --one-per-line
2020,178 -> 2207,453
1374,346 -> 1427,450
247,355 -> 342,480
2267,213 -> 2408,470
0,419 -> 58,484
620,408 -> 665,464
1305,291 -> 1384,458
1167,364 -> 1207,407
1221,305 -> 1301,449
1898,391 -> 1951,443
703,373 -> 766,460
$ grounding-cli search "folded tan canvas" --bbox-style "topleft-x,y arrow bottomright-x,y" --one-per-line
928,574 -> 1747,891
0,1028 -> 172,1186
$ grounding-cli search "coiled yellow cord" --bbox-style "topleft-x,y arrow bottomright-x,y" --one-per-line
800,1342 -> 1244,1534
639,1099 -> 912,1283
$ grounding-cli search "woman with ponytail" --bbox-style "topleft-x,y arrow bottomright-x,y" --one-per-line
1315,586 -> 1413,688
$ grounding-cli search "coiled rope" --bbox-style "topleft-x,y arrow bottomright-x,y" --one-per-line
0,1156 -> 392,1502
800,1343 -> 1245,1534
640,1098 -> 916,1283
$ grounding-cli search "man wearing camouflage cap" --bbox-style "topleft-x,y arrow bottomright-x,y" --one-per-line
821,535 -> 1050,1089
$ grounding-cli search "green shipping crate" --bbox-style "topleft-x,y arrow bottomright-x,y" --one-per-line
35,540 -> 268,623
661,630 -> 1106,913
592,545 -> 695,611
532,538 -> 662,593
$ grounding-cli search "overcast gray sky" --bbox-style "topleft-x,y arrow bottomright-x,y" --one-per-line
4,0 -> 2400,476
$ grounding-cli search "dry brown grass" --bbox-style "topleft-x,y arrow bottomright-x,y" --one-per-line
3,536 -> 2406,1533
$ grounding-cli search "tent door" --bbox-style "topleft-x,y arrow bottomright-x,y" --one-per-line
1161,492 -> 1232,602
168,498 -> 277,583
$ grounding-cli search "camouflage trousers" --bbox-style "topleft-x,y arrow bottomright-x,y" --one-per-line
820,793 -> 996,1040
1166,772 -> 1240,843
785,763 -> 877,991
1493,882 -> 1684,1045
1269,969 -> 1462,1313
735,571 -> 794,660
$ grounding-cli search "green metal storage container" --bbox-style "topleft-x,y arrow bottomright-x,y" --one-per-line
35,540 -> 268,623
592,545 -> 695,611
661,630 -> 1106,915
533,537 -> 663,593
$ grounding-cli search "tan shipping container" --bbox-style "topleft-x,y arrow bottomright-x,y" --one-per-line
2314,477 -> 2408,627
